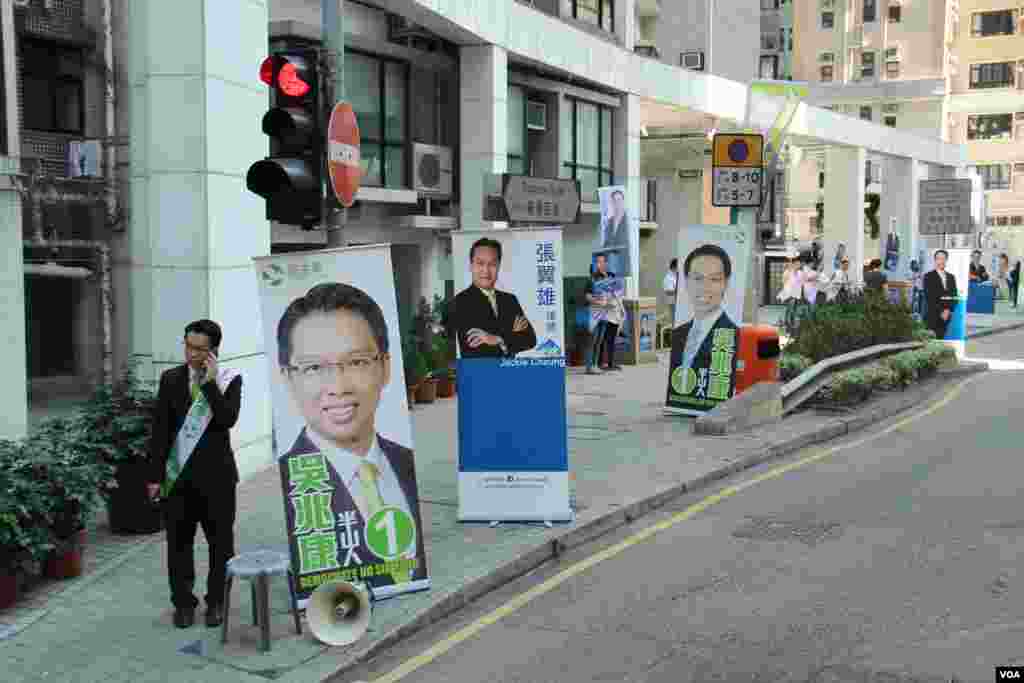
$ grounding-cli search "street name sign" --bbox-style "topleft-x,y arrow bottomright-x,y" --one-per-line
501,175 -> 581,224
712,133 -> 764,207
919,178 -> 972,235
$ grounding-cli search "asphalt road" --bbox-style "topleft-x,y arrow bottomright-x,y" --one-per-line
338,331 -> 1024,683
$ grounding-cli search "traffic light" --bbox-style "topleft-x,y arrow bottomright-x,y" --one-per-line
247,50 -> 323,228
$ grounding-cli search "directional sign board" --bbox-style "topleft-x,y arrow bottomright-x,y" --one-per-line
502,175 -> 581,224
919,178 -> 972,235
711,133 -> 764,207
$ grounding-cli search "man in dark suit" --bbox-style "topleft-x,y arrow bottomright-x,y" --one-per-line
599,189 -> 632,277
969,249 -> 989,282
147,319 -> 243,629
448,237 -> 537,359
924,249 -> 959,340
276,283 -> 427,594
667,244 -> 740,407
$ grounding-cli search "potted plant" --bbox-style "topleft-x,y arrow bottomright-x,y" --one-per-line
0,440 -> 56,608
403,336 -> 426,409
430,334 -> 456,399
71,363 -> 162,535
415,349 -> 439,404
32,417 -> 114,579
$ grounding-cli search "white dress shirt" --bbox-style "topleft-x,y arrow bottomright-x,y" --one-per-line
662,271 -> 678,295
307,429 -> 416,559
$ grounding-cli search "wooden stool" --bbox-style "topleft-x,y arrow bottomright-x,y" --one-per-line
221,550 -> 302,652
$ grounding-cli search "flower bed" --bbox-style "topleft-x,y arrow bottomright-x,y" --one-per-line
810,342 -> 956,408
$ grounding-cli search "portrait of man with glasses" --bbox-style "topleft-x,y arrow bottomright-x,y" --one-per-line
275,282 -> 426,589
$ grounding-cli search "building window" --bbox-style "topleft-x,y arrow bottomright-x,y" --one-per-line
886,60 -> 900,78
761,0 -> 779,9
561,98 -> 613,202
760,32 -> 778,51
508,86 -> 528,175
968,163 -> 1012,190
345,51 -> 408,188
967,113 -> 1013,141
821,11 -> 834,29
1013,216 -> 1023,226
861,51 -> 876,79
971,10 -> 1017,37
888,4 -> 901,23
997,215 -> 1010,226
863,0 -> 877,22
820,65 -> 834,82
20,39 -> 84,134
760,55 -> 779,80
969,62 -> 1015,89
860,106 -> 872,121
573,0 -> 614,34
884,116 -> 896,127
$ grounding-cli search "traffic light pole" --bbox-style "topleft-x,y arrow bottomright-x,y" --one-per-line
322,0 -> 346,248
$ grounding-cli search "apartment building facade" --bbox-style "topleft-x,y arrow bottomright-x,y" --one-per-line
759,0 -> 795,81
791,0 -> 1024,256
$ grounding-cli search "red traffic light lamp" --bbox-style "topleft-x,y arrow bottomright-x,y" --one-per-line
259,54 -> 315,99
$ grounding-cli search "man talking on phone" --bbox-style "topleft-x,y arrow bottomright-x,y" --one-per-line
147,320 -> 243,629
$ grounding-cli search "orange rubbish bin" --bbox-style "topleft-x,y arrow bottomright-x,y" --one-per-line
735,324 -> 781,394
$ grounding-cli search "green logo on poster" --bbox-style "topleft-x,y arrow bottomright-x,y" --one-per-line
670,366 -> 697,396
262,264 -> 285,287
364,506 -> 416,560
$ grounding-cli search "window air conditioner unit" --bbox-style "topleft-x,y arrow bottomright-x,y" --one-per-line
412,143 -> 453,198
882,103 -> 900,113
66,140 -> 102,178
819,52 -> 835,64
681,51 -> 705,71
526,100 -> 547,131
885,45 -> 901,62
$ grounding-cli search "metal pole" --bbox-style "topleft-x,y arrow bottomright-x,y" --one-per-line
323,0 -> 346,248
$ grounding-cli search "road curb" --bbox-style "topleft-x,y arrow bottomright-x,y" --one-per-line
319,361 -> 989,682
966,321 -> 1024,339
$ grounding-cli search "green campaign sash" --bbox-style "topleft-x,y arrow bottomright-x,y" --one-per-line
161,368 -> 240,497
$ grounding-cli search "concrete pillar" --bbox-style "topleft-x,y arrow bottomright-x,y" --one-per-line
613,93 -> 642,298
878,156 -> 924,279
459,45 -> 507,231
126,0 -> 271,479
823,146 -> 867,284
0,0 -> 27,440
614,0 -> 636,51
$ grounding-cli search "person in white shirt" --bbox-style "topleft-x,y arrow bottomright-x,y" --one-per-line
662,258 -> 679,326
277,282 -> 427,591
826,258 -> 852,302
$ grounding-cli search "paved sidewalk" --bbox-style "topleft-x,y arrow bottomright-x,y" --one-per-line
0,340 -> 995,683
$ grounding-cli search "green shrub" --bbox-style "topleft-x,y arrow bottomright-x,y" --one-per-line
815,342 -> 956,406
779,353 -> 814,382
787,289 -> 916,363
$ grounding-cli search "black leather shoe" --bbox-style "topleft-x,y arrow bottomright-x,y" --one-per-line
173,607 -> 195,628
204,605 -> 223,628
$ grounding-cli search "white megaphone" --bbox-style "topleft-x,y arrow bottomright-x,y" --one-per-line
307,580 -> 373,646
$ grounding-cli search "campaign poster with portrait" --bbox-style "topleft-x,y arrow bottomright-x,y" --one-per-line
253,245 -> 430,607
449,228 -> 571,523
596,185 -> 639,279
924,247 -> 970,357
664,225 -> 752,417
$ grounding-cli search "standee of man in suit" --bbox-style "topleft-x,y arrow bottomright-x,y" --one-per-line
277,282 -> 426,591
924,249 -> 959,341
147,319 -> 243,629
448,237 -> 537,359
599,189 -> 632,277
667,244 -> 740,406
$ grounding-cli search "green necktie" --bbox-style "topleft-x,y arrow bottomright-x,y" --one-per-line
357,461 -> 407,585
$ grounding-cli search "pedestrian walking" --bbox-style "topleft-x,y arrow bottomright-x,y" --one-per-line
662,258 -> 679,327
147,319 -> 243,629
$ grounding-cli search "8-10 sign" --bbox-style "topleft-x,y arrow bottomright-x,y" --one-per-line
711,133 -> 764,208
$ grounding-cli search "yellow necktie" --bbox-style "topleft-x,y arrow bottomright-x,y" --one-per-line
483,290 -> 498,317
357,462 -> 385,518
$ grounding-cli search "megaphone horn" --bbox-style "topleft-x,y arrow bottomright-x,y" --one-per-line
307,580 -> 373,647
